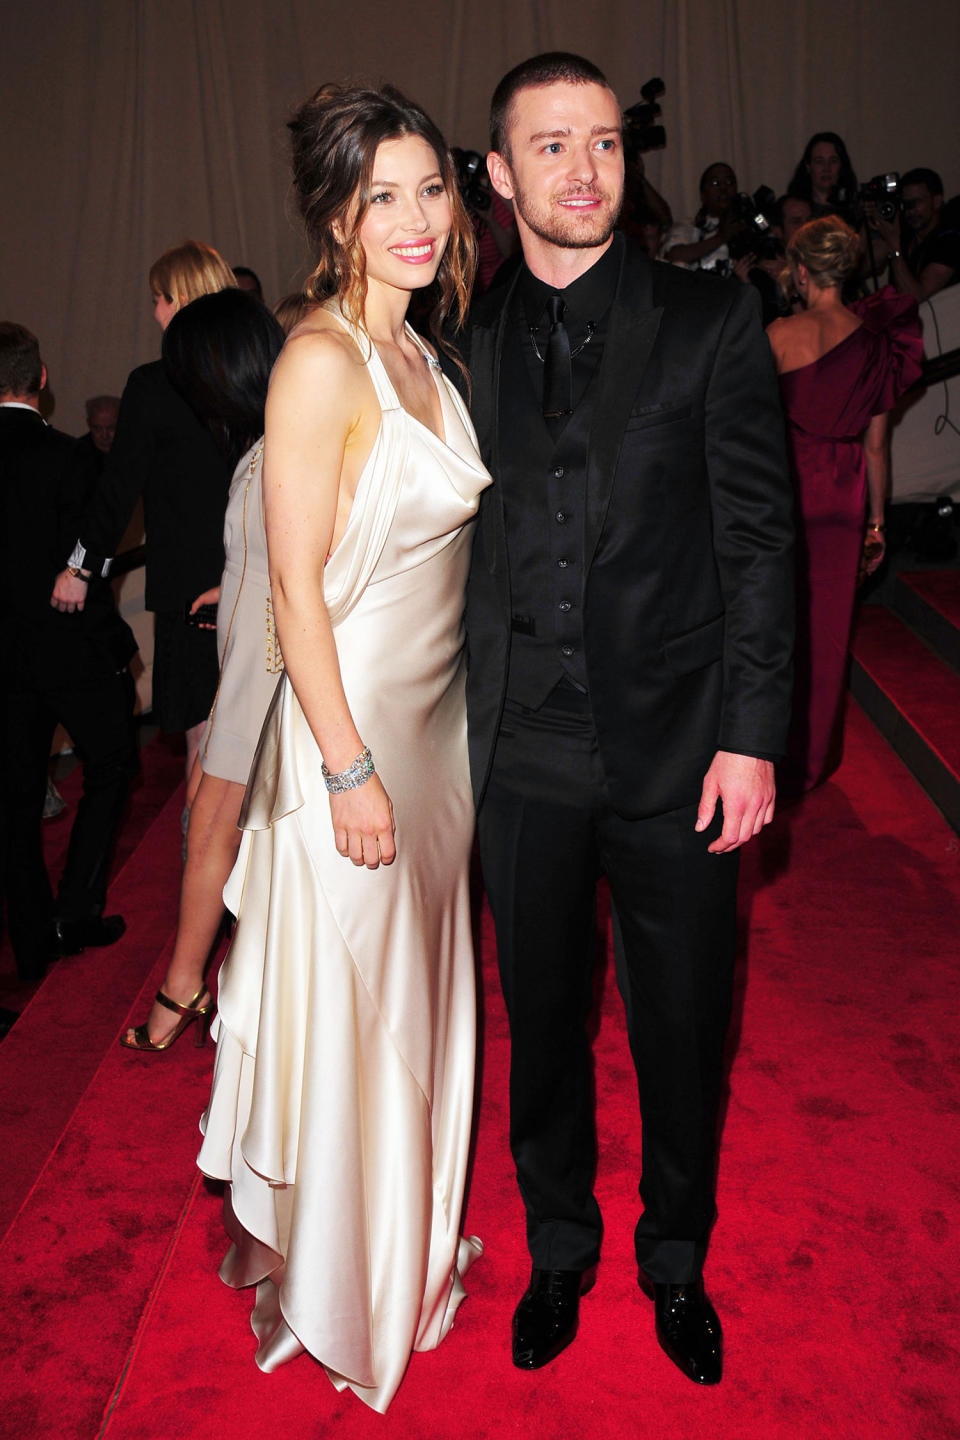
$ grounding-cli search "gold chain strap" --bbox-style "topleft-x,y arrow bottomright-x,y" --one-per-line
265,593 -> 284,674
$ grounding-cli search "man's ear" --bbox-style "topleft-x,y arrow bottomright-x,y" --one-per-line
487,151 -> 515,202
40,363 -> 47,392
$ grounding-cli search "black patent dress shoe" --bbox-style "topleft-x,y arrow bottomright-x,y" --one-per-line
51,914 -> 126,956
512,1268 -> 584,1369
646,1276 -> 722,1385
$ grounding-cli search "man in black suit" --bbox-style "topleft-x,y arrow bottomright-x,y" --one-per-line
462,56 -> 794,1384
0,323 -> 138,980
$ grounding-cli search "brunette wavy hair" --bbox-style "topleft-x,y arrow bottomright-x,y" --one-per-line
787,132 -> 858,207
288,83 -> 475,357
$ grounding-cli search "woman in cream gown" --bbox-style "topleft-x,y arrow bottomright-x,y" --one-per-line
197,85 -> 489,1412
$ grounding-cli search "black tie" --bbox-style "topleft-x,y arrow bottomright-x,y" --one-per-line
542,294 -> 572,419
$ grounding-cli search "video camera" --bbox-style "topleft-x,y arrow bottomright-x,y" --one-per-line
451,148 -> 490,212
623,78 -> 666,157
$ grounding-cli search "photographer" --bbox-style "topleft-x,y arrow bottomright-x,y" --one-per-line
787,132 -> 859,226
662,163 -> 747,275
868,168 -> 959,302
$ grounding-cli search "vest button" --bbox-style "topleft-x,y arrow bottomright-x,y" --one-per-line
560,645 -> 574,657
557,557 -> 569,568
558,600 -> 572,612
554,466 -> 564,478
555,510 -> 567,523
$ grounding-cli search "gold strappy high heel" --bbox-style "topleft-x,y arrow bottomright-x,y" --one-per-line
120,987 -> 214,1052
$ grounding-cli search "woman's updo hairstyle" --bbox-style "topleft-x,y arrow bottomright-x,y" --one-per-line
288,82 -> 475,349
787,215 -> 859,290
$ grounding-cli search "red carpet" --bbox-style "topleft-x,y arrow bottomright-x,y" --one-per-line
1,703 -> 958,1439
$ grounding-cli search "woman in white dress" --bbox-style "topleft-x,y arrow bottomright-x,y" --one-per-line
197,84 -> 490,1412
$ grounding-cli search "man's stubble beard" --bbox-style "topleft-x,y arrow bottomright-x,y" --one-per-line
511,180 -> 623,252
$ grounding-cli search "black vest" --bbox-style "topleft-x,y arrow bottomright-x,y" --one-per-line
499,297 -> 597,708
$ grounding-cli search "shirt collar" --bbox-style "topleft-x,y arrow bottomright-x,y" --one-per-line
520,230 -> 623,331
0,400 -> 44,418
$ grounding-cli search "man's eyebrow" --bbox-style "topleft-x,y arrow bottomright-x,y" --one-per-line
527,124 -> 622,144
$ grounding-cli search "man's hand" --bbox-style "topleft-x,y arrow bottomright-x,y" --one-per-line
696,750 -> 775,854
50,569 -> 89,613
865,200 -> 902,255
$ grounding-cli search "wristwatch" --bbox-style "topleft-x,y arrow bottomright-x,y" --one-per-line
66,565 -> 90,581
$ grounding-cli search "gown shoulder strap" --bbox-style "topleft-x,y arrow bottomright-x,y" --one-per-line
320,300 -> 400,411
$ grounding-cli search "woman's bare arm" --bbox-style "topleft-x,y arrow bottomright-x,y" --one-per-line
263,327 -> 396,868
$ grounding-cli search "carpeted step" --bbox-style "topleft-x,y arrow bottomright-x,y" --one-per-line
889,570 -> 960,674
0,775 -> 186,1236
850,603 -> 960,831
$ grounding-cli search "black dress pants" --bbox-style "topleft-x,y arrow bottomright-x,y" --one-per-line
1,663 -> 137,978
477,692 -> 738,1283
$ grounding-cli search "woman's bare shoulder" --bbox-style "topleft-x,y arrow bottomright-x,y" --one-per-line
275,311 -> 367,383
765,313 -> 795,360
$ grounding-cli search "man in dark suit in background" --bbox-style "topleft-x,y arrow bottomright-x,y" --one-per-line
0,323 -> 138,981
462,55 -> 794,1384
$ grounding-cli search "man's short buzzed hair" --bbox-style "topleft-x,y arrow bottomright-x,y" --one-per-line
490,52 -> 612,159
0,321 -> 43,397
901,168 -> 944,197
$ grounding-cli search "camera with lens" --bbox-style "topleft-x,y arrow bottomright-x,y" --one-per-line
859,172 -> 901,224
726,186 -> 779,261
623,78 -> 666,157
451,148 -> 490,212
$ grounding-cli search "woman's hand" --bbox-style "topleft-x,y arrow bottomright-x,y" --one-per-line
330,774 -> 396,869
861,526 -> 886,578
190,586 -> 220,629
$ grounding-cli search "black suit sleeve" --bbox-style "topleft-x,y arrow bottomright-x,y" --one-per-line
76,367 -> 152,568
704,283 -> 794,757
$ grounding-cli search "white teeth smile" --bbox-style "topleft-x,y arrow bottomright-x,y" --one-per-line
390,243 -> 433,256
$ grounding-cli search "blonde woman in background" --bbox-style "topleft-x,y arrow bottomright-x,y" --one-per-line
52,240 -> 237,782
767,216 -> 922,790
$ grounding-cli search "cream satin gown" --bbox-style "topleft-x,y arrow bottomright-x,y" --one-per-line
197,308 -> 490,1412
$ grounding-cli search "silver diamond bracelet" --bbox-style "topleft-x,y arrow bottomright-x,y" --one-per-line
322,746 -> 375,794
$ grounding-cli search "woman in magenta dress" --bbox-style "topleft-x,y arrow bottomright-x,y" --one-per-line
767,216 -> 922,791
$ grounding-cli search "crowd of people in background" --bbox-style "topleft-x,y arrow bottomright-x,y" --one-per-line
1,120 -> 952,992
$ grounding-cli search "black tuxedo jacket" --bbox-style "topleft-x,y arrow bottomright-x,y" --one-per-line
0,407 -> 136,683
78,360 -> 230,613
461,241 -> 795,818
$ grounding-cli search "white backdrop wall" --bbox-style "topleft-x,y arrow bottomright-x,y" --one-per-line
3,0 -> 959,433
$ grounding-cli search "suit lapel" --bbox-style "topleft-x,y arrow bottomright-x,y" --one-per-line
584,248 -> 663,570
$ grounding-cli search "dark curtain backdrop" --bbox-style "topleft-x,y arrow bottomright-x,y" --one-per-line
4,0 -> 959,432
